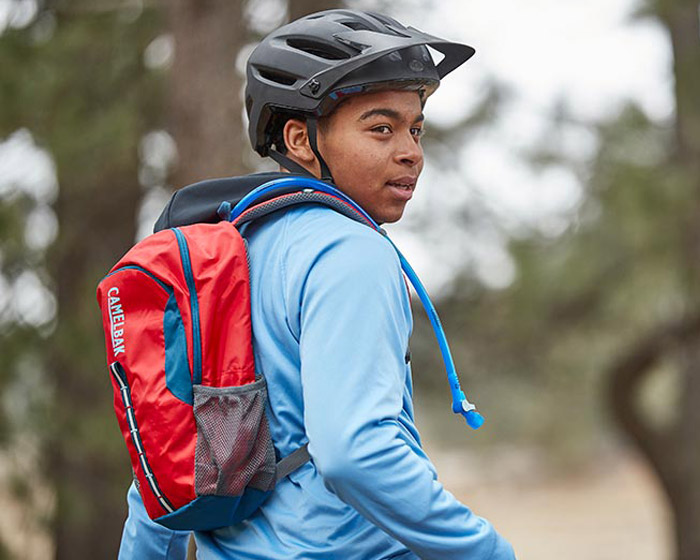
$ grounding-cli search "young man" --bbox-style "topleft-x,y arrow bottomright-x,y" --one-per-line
119,9 -> 516,559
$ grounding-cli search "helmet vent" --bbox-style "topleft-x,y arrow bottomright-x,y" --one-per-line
339,20 -> 373,31
286,38 -> 351,60
256,67 -> 298,86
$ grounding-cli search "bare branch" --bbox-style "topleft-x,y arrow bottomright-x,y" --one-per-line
607,311 -> 700,492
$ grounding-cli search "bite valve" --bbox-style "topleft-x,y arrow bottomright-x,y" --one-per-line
463,408 -> 485,430
452,393 -> 484,430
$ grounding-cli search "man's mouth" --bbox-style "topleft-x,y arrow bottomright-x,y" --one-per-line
386,182 -> 413,190
385,178 -> 416,201
385,177 -> 417,191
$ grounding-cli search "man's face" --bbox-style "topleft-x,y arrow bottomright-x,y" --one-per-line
318,89 -> 425,224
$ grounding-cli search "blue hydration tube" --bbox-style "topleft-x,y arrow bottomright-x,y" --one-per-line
230,176 -> 484,430
386,241 -> 484,430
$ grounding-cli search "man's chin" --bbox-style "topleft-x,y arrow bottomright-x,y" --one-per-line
373,207 -> 406,225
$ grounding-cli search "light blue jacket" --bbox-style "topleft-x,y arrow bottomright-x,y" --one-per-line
119,204 -> 515,559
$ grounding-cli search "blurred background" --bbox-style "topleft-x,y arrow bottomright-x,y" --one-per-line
0,0 -> 698,558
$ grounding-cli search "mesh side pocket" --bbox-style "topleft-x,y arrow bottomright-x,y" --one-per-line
193,378 -> 276,497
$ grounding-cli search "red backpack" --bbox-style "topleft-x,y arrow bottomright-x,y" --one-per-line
97,176 -> 482,531
98,220 -> 306,530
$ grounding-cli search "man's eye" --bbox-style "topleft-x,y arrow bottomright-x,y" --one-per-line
411,127 -> 425,137
372,125 -> 392,134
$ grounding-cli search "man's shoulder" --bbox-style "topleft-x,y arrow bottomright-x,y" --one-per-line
284,205 -> 396,261
245,203 -> 401,283
286,203 -> 376,235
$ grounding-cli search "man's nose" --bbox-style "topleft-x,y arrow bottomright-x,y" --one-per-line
395,132 -> 423,167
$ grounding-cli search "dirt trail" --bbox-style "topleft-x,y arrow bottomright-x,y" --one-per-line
0,446 -> 671,559
430,447 -> 672,560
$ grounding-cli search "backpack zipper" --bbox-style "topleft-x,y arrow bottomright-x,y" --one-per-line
103,265 -> 171,293
172,228 -> 203,385
110,361 -> 175,514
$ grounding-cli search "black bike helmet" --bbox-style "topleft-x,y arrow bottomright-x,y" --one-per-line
245,9 -> 475,181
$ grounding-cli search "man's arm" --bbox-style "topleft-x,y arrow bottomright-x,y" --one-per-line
297,232 -> 515,560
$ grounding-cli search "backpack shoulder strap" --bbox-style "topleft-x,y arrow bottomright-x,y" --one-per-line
231,190 -> 374,230
226,176 -> 379,232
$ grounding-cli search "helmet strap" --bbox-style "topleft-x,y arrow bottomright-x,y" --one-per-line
306,118 -> 335,184
267,117 -> 335,184
268,148 -> 317,178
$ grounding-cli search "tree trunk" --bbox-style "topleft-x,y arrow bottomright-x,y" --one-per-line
165,0 -> 346,190
665,4 -> 700,557
288,0 -> 343,23
673,346 -> 700,559
609,2 -> 700,559
166,0 -> 249,186
608,313 -> 700,560
49,165 -> 142,560
41,8 -> 166,558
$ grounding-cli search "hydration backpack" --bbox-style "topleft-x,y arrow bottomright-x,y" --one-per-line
97,176 -> 483,531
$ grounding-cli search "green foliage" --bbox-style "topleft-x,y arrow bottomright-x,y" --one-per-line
0,6 -> 165,161
412,98 -> 691,462
0,1 -> 168,555
0,0 -> 691,554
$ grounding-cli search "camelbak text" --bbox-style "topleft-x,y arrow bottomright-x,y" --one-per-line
108,287 -> 126,356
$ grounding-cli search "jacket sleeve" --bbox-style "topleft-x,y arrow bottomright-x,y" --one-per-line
118,482 -> 191,560
296,232 -> 515,560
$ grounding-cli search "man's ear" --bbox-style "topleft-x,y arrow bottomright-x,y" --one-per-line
283,119 -> 316,165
